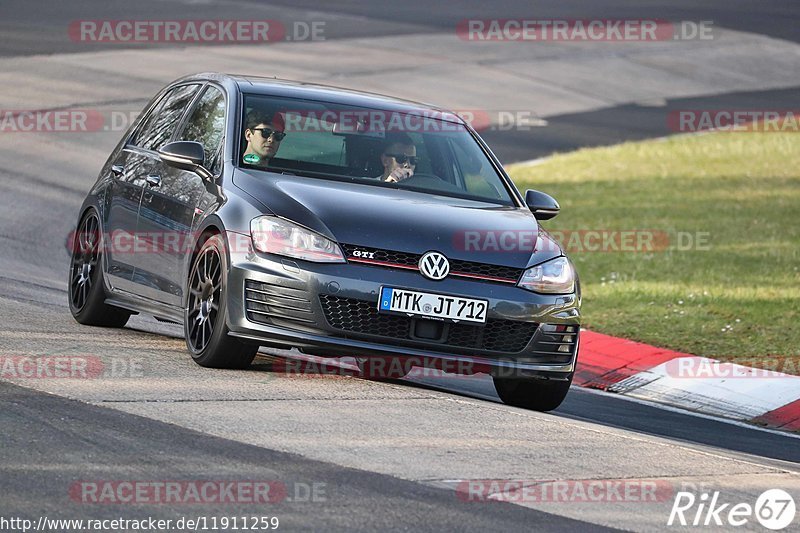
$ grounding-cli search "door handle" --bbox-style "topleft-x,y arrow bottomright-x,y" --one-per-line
146,175 -> 162,188
111,165 -> 125,177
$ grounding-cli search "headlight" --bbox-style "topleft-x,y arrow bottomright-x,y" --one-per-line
517,256 -> 575,294
250,216 -> 345,263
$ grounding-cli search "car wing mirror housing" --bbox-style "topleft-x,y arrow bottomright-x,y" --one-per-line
159,141 -> 213,180
525,189 -> 560,220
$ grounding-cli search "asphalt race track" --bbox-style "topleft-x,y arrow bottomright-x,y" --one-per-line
1,1 -> 799,531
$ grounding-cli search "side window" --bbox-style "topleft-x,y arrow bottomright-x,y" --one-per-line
133,84 -> 200,151
177,86 -> 226,173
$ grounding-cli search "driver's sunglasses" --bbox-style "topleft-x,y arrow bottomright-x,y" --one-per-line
385,153 -> 419,166
252,127 -> 286,141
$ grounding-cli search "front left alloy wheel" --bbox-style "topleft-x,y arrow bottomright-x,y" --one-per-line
185,233 -> 257,369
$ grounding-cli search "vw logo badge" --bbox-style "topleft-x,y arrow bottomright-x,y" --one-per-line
419,251 -> 450,280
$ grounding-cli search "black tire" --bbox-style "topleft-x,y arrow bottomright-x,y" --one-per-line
493,375 -> 572,412
185,233 -> 257,369
68,210 -> 131,328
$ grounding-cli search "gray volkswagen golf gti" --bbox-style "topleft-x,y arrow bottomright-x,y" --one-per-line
68,73 -> 581,411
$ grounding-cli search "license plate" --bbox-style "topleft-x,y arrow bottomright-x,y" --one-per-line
378,287 -> 488,324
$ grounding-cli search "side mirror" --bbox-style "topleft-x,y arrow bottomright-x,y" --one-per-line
158,141 -> 213,180
525,189 -> 560,220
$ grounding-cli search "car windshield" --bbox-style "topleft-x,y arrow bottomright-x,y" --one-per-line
238,93 -> 516,205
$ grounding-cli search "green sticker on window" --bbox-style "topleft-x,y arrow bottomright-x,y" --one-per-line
243,153 -> 261,164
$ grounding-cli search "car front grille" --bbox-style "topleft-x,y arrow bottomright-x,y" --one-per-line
319,294 -> 537,353
340,244 -> 523,284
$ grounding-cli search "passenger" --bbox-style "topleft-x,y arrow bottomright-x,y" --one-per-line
242,112 -> 286,168
378,132 -> 417,183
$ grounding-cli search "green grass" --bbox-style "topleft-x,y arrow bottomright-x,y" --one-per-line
507,132 -> 800,361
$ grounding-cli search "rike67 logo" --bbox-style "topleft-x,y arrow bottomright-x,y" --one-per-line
668,489 -> 796,530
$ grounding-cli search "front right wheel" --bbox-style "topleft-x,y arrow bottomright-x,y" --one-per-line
185,233 -> 257,369
493,376 -> 572,412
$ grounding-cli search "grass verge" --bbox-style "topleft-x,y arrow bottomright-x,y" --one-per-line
507,131 -> 799,362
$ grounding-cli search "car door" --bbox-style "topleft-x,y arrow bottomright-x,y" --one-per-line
102,149 -> 146,292
117,83 -> 202,303
101,91 -> 178,292
133,84 -> 227,307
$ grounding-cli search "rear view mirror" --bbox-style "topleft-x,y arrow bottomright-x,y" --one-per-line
525,189 -> 560,220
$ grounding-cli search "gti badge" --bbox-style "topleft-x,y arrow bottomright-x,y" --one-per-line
419,251 -> 450,280
352,249 -> 376,259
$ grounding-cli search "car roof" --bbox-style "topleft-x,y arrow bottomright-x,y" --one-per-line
182,72 -> 465,124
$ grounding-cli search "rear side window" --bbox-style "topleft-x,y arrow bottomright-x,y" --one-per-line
176,85 -> 226,172
133,84 -> 200,151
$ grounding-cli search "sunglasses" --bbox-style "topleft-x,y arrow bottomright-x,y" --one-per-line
252,127 -> 286,141
384,153 -> 419,166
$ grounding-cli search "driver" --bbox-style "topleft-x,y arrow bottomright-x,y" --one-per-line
378,132 -> 417,183
242,112 -> 286,168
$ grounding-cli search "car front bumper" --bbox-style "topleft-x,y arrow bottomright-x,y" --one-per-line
225,243 -> 581,379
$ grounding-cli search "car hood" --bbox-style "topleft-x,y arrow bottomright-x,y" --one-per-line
233,169 -> 562,268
